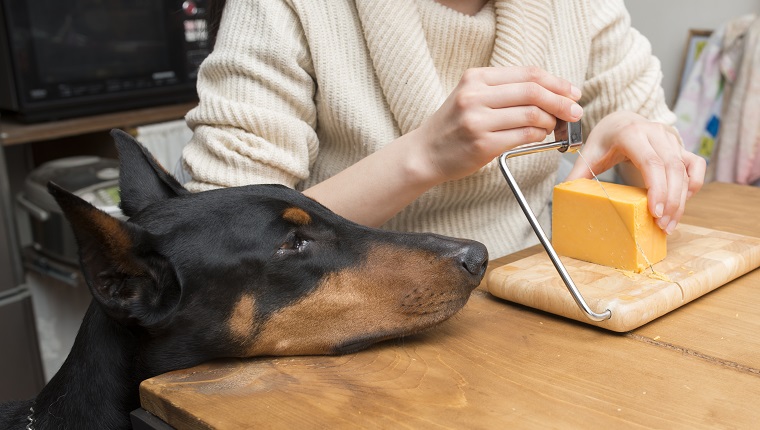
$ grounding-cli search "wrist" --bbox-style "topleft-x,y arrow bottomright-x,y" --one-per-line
391,127 -> 445,190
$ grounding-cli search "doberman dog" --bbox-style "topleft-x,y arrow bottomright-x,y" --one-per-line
0,130 -> 488,429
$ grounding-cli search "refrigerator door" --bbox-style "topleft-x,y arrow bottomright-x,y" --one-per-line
0,291 -> 45,401
1,133 -> 24,293
0,202 -> 22,293
1,126 -> 45,401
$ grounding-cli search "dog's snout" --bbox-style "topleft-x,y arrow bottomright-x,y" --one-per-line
456,242 -> 489,278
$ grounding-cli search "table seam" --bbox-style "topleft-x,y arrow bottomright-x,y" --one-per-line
626,333 -> 760,376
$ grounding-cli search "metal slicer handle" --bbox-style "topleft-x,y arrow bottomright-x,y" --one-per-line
498,121 -> 611,322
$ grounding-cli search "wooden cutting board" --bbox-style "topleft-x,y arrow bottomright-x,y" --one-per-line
487,224 -> 760,332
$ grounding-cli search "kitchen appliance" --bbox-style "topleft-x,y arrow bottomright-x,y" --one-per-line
17,156 -> 123,270
0,0 -> 210,122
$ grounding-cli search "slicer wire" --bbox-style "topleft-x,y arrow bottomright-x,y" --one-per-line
498,121 -> 612,322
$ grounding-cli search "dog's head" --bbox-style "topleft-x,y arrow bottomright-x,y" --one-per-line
49,130 -> 487,371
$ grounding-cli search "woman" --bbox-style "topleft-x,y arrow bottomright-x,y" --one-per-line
181,0 -> 705,258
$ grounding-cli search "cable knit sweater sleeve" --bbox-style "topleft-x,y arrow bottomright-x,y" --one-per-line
182,0 -> 317,192
578,0 -> 675,133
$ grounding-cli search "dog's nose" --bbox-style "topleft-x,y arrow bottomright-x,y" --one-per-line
456,242 -> 489,278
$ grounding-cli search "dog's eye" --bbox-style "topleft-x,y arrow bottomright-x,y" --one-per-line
277,233 -> 309,254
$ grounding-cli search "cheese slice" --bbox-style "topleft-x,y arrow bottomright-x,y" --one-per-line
552,178 -> 666,272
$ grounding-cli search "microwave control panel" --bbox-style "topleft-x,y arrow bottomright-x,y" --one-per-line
181,0 -> 209,80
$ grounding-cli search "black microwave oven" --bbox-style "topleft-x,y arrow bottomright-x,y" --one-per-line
0,0 -> 210,122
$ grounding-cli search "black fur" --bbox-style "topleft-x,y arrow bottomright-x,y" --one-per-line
0,130 -> 488,429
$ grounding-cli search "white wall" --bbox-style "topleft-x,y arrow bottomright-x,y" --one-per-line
626,0 -> 760,107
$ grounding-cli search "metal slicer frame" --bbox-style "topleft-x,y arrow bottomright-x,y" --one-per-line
497,121 -> 612,322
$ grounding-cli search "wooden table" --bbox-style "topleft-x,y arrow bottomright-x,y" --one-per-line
138,182 -> 760,429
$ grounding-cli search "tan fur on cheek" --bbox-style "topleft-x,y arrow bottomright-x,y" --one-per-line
228,294 -> 257,344
245,245 -> 463,357
244,272 -> 371,356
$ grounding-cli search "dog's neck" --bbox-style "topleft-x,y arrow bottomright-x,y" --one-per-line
31,302 -> 142,430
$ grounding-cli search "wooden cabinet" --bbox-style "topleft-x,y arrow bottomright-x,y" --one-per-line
1,102 -> 195,146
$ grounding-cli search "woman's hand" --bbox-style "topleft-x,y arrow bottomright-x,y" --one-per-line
565,111 -> 706,234
410,66 -> 584,183
305,66 -> 584,228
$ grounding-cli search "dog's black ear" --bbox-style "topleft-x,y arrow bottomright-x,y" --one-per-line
110,129 -> 190,217
48,182 -> 181,327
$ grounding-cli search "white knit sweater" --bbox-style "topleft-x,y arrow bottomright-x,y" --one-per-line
182,0 -> 675,259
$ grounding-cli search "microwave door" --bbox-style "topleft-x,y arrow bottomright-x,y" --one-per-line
1,0 -> 208,121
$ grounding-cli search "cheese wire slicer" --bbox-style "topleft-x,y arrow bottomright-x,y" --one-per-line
497,121 -> 612,322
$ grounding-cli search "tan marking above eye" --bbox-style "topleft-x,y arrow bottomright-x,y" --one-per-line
282,207 -> 311,225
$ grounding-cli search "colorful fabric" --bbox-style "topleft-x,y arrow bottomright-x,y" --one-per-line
714,16 -> 760,185
673,28 -> 726,162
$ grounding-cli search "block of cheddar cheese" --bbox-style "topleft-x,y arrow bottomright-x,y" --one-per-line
552,178 -> 666,273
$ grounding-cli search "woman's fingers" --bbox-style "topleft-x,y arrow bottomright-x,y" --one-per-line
417,66 -> 586,182
458,67 -> 583,125
487,127 -> 552,149
485,82 -> 583,123
445,66 -> 582,153
475,66 -> 582,101
646,127 -> 687,232
468,105 -> 558,136
683,150 -> 706,199
567,113 -> 706,235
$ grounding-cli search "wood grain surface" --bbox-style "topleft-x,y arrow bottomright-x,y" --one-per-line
141,288 -> 760,429
139,183 -> 760,429
487,224 -> 760,332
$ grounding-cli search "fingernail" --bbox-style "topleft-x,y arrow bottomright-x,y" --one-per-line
571,85 -> 582,99
657,215 -> 670,230
654,203 -> 664,218
666,220 -> 678,235
571,103 -> 583,118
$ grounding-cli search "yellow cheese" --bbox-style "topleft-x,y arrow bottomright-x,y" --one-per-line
552,178 -> 666,273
